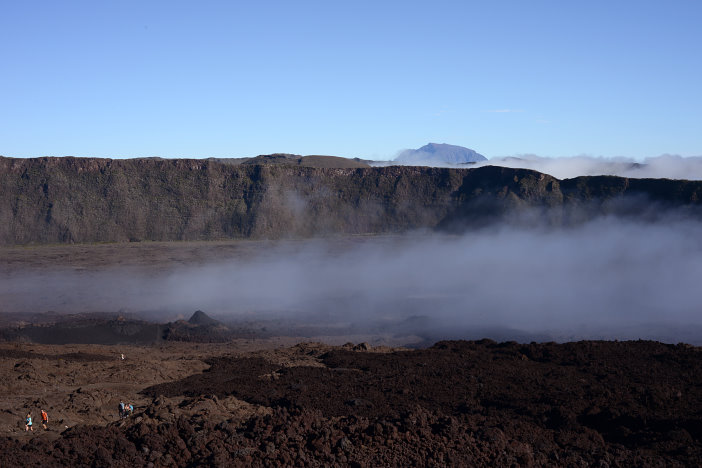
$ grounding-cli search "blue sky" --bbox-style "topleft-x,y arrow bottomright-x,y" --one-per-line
1,1 -> 700,160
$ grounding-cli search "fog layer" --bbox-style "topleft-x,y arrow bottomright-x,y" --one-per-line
377,154 -> 702,181
2,216 -> 702,344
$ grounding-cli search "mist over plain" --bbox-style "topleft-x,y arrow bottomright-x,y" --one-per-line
3,212 -> 702,344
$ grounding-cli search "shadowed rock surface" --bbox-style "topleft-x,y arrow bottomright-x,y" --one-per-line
2,156 -> 701,245
0,316 -> 163,345
0,312 -> 268,345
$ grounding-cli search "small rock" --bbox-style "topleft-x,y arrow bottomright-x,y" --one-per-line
338,437 -> 353,452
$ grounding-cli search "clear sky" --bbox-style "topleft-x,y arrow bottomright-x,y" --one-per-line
1,1 -> 701,160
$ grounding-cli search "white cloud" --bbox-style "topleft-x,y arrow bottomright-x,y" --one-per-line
475,154 -> 702,180
375,153 -> 702,181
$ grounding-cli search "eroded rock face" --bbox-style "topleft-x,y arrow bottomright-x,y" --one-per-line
2,156 -> 701,245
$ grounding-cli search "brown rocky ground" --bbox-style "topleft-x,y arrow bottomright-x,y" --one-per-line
0,338 -> 700,467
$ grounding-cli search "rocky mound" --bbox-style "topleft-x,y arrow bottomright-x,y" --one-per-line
187,310 -> 220,326
162,312 -> 270,343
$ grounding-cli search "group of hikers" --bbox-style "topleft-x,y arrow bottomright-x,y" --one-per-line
24,409 -> 48,432
22,401 -> 133,432
118,400 -> 134,419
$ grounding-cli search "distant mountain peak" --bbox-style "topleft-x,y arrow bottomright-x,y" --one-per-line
418,143 -> 452,153
395,143 -> 487,165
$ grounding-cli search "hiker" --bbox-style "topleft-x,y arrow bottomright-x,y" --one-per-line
25,412 -> 33,432
119,401 -> 125,419
41,409 -> 48,430
128,403 -> 134,416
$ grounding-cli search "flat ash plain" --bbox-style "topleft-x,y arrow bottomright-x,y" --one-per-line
0,240 -> 701,467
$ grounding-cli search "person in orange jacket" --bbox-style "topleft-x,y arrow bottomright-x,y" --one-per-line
41,409 -> 48,430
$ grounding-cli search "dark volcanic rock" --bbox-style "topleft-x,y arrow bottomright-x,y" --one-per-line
2,339 -> 700,466
1,156 -> 701,245
352,342 -> 372,351
161,313 -> 268,344
137,340 -> 702,466
188,310 -> 219,326
0,349 -> 112,361
0,316 -> 162,345
0,313 -> 268,345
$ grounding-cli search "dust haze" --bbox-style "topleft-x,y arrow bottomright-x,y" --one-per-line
2,212 -> 702,344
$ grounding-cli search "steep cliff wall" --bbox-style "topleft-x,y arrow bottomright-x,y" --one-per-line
1,157 -> 701,245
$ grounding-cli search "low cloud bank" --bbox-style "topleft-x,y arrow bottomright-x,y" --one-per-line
375,154 -> 702,181
2,215 -> 702,344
